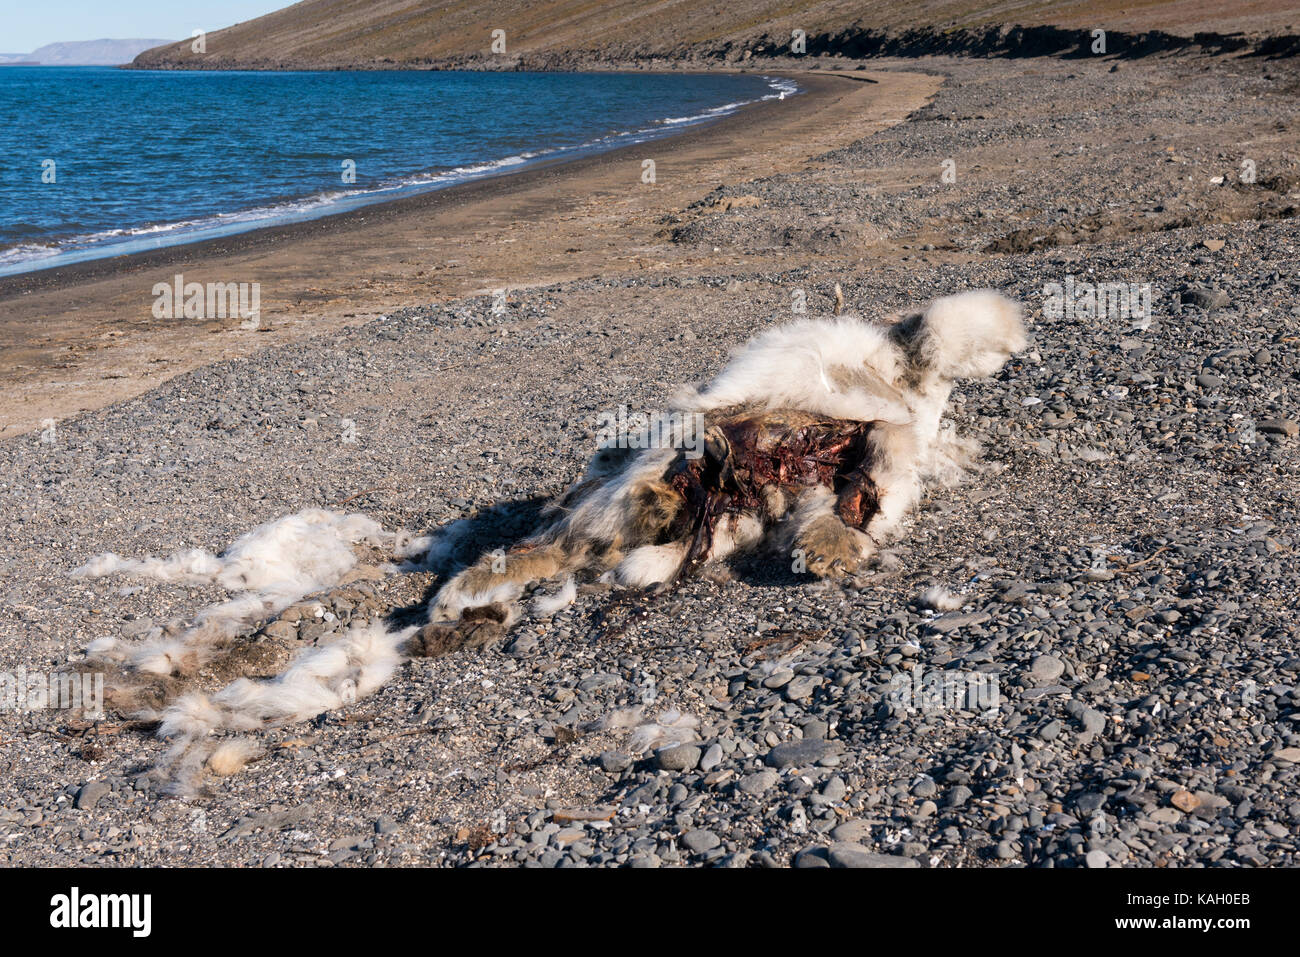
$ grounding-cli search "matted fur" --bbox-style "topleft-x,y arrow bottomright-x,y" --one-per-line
433,288 -> 1025,618
74,508 -> 396,679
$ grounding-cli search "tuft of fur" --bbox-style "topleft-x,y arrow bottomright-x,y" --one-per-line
919,585 -> 965,612
153,620 -> 416,796
207,738 -> 262,776
674,315 -> 914,424
69,512 -> 424,794
531,577 -> 577,616
627,709 -> 699,753
906,290 -> 1027,381
616,543 -> 689,587
595,707 -> 647,732
72,509 -> 388,592
74,509 -> 396,679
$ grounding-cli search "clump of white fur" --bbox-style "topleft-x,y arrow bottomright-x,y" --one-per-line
70,509 -> 427,795
156,620 -> 416,795
674,316 -> 914,424
73,508 -> 386,591
591,706 -> 700,754
627,709 -> 699,753
182,622 -> 410,731
595,707 -> 646,732
919,585 -> 965,612
911,290 -> 1027,380
531,577 -> 577,617
614,543 -> 688,587
75,509 -> 395,677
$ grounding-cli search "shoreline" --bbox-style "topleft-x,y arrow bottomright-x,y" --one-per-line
0,68 -> 938,441
0,70 -> 845,294
0,70 -> 798,281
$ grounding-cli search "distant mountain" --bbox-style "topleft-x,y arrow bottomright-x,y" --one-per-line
27,39 -> 171,66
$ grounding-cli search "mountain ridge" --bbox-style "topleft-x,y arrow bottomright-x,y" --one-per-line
129,0 -> 1300,70
18,39 -> 172,66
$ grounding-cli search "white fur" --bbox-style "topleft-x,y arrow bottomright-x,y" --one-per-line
73,508 -> 388,592
596,707 -> 647,731
675,317 -> 913,424
616,543 -> 688,587
71,509 -> 426,794
531,577 -> 577,616
627,709 -> 699,753
75,509 -> 394,676
155,620 -> 416,795
919,585 -> 965,612
432,580 -> 525,622
710,513 -> 766,561
913,290 -> 1027,380
207,738 -> 262,776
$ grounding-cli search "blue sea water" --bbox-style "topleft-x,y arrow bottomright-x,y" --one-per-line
0,67 -> 795,275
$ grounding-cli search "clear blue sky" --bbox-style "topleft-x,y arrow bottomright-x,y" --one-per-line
5,1 -> 293,52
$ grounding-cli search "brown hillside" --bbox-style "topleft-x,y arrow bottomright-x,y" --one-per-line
132,0 -> 1300,69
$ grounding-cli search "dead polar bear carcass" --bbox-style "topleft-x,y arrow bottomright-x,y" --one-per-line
417,289 -> 1026,652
